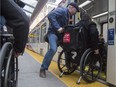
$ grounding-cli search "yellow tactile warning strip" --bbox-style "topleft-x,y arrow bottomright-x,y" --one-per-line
25,49 -> 108,87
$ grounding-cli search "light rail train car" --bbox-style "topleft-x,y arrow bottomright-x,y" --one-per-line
28,0 -> 116,86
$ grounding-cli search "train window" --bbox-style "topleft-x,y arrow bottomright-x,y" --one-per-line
28,32 -> 35,43
40,23 -> 47,43
32,31 -> 34,43
33,30 -> 37,43
103,23 -> 108,42
37,28 -> 40,43
35,29 -> 39,43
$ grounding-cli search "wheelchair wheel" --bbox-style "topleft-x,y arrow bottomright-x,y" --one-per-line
58,50 -> 77,75
0,42 -> 18,87
4,55 -> 18,87
80,49 -> 102,83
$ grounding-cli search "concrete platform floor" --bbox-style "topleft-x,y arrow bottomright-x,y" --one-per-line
18,52 -> 67,87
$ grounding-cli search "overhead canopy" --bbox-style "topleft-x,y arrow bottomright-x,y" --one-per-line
20,0 -> 38,17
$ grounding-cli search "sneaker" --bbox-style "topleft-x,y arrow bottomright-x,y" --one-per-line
39,68 -> 46,78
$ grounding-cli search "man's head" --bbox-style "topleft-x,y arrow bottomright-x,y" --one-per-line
67,2 -> 79,15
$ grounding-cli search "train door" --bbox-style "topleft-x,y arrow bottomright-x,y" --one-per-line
107,0 -> 116,86
99,22 -> 108,81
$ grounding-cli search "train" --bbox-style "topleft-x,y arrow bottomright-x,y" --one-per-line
27,0 -> 116,86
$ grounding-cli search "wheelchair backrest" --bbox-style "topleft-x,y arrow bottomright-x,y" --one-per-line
0,16 -> 14,48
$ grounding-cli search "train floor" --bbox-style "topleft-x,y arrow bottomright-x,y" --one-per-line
18,49 -> 108,87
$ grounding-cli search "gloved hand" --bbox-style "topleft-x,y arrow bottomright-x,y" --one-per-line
57,27 -> 64,33
94,49 -> 99,54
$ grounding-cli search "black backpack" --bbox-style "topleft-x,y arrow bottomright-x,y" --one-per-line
62,24 -> 89,51
62,26 -> 78,50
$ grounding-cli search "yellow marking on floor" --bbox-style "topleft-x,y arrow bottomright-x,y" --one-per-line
25,49 -> 108,87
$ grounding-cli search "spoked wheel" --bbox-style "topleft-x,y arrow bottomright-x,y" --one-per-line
58,50 -> 78,75
4,49 -> 18,87
80,49 -> 102,83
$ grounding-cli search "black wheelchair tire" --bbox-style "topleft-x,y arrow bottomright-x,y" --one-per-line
0,42 -> 18,87
0,42 -> 13,87
57,50 -> 76,75
80,48 -> 102,83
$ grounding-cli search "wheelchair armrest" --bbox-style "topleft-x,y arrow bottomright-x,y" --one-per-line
0,34 -> 13,37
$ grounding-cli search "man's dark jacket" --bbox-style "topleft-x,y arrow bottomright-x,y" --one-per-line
76,8 -> 99,50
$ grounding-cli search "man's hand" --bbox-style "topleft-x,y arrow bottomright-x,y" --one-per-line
94,49 -> 99,54
57,27 -> 64,33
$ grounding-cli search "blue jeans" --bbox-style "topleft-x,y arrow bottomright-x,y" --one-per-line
41,33 -> 58,70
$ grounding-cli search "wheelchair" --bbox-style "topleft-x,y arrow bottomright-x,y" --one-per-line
0,16 -> 18,87
57,25 -> 107,84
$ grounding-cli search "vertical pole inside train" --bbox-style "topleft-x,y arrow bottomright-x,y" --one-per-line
107,0 -> 116,86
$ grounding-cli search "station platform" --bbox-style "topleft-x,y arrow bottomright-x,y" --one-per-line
18,49 -> 108,87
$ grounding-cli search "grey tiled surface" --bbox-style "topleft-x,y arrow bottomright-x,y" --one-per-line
18,52 -> 67,87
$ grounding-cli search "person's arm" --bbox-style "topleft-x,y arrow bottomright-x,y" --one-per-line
89,22 -> 99,54
48,7 -> 65,31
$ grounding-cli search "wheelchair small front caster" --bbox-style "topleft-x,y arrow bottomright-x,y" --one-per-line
76,81 -> 80,85
59,75 -> 62,78
59,71 -> 64,78
77,76 -> 82,85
